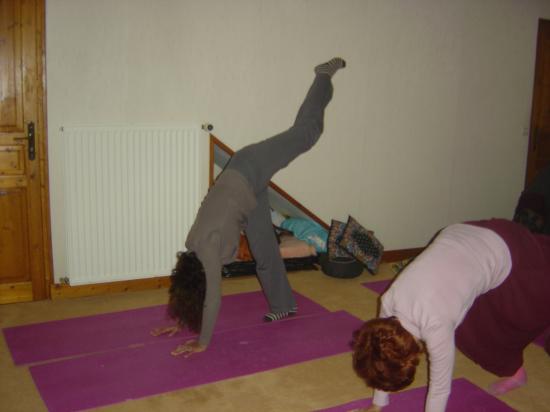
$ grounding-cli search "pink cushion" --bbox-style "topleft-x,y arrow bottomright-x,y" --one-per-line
279,235 -> 317,258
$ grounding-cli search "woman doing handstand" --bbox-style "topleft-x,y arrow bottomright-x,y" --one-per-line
152,58 -> 346,357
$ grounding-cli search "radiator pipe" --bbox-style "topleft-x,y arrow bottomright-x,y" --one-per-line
202,123 -> 213,132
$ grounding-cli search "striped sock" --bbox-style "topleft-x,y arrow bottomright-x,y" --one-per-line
264,307 -> 298,322
314,58 -> 346,77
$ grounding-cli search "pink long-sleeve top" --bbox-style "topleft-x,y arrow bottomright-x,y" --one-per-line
373,223 -> 512,412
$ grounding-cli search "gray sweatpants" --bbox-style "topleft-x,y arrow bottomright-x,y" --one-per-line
226,74 -> 334,312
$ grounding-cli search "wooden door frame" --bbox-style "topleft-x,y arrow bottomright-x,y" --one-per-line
32,0 -> 53,300
6,0 -> 53,301
525,18 -> 550,186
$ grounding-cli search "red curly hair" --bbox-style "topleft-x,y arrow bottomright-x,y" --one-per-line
351,317 -> 422,392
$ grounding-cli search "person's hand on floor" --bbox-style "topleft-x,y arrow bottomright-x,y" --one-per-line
171,339 -> 206,357
150,325 -> 180,337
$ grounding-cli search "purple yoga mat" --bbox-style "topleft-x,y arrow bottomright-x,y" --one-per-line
362,279 -> 392,295
30,310 -> 362,412
3,291 -> 327,365
534,327 -> 550,348
317,378 -> 516,412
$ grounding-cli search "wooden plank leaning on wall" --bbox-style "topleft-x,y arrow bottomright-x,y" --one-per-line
51,134 -> 422,299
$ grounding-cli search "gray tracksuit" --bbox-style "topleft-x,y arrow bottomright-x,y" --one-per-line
185,74 -> 334,346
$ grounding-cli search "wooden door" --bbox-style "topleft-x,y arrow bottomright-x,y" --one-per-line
0,0 -> 51,303
526,19 -> 550,185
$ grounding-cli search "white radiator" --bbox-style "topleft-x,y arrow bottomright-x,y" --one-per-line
60,126 -> 201,285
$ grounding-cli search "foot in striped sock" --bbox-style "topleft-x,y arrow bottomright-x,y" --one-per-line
264,308 -> 298,322
315,58 -> 346,77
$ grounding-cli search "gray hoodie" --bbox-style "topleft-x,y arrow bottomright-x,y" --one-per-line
185,169 -> 257,345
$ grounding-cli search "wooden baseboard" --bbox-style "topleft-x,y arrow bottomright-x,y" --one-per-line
382,247 -> 423,263
48,248 -> 422,300
50,276 -> 170,300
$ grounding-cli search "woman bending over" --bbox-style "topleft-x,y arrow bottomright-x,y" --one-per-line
352,219 -> 550,412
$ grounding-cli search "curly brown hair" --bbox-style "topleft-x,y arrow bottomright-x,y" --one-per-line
351,317 -> 422,392
167,251 -> 206,333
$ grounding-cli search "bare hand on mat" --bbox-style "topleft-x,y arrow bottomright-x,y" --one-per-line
150,325 -> 181,337
171,339 -> 206,357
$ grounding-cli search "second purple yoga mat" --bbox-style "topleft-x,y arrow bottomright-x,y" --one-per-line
362,279 -> 392,295
30,310 -> 362,412
534,327 -> 550,348
3,291 -> 327,365
317,378 -> 516,411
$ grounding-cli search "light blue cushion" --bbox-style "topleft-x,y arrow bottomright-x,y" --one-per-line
280,217 -> 328,253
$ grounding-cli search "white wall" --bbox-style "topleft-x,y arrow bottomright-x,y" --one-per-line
46,0 -> 550,276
